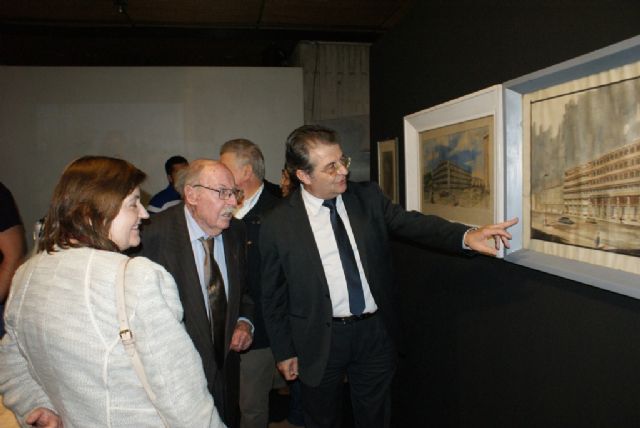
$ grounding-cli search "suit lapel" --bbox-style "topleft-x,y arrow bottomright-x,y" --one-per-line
222,222 -> 240,321
288,189 -> 332,289
247,189 -> 270,218
170,207 -> 214,354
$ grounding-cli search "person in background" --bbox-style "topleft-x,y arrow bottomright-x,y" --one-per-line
0,156 -> 225,428
140,159 -> 254,428
219,139 -> 283,428
0,182 -> 26,428
147,155 -> 189,213
0,182 -> 26,335
260,125 -> 518,428
279,166 -> 296,198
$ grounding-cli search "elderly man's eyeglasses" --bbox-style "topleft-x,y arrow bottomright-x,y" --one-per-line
322,155 -> 351,175
192,184 -> 244,200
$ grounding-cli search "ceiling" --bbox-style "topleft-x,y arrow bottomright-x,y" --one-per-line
0,0 -> 414,65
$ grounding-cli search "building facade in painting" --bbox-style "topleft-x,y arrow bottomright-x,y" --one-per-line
431,160 -> 486,192
563,139 -> 640,222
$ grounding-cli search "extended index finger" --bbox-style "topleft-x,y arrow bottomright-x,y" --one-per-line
492,217 -> 518,230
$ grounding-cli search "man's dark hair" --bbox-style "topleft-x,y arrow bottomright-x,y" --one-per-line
285,125 -> 339,184
164,155 -> 188,176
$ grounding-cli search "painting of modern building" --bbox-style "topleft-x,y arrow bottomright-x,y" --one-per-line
563,139 -> 640,223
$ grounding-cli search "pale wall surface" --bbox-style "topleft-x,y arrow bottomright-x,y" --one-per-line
0,66 -> 303,246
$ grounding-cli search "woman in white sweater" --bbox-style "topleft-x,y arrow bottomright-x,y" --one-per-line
0,156 -> 226,428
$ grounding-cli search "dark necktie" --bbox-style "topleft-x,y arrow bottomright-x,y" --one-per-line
322,198 -> 365,315
199,236 -> 227,369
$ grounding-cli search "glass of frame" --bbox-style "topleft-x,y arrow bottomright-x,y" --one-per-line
504,35 -> 640,298
377,138 -> 399,203
404,85 -> 506,256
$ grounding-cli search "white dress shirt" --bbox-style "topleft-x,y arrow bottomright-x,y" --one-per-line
234,183 -> 264,220
184,206 -> 230,319
300,186 -> 378,317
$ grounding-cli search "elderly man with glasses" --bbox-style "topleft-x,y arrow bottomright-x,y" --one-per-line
260,125 -> 518,428
139,159 -> 254,428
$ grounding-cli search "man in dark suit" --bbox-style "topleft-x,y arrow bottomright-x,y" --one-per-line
260,125 -> 517,428
140,159 -> 254,428
219,139 -> 283,428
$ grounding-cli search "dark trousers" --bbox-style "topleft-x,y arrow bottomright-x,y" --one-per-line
213,352 -> 241,428
300,314 -> 396,428
288,379 -> 305,425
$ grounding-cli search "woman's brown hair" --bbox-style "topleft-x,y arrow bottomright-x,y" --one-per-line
40,156 -> 146,253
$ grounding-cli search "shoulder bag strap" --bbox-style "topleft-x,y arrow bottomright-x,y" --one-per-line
116,257 -> 169,427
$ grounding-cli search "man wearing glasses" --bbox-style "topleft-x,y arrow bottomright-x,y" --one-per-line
139,159 -> 254,428
260,125 -> 517,428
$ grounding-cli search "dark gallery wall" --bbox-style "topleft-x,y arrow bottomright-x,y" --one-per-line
370,2 -> 640,427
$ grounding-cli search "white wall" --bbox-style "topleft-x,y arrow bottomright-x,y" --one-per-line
0,66 -> 303,244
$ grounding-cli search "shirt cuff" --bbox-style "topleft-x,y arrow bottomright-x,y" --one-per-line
237,317 -> 255,334
462,227 -> 478,250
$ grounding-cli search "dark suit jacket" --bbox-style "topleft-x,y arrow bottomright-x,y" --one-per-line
259,181 -> 469,386
242,181 -> 281,349
138,203 -> 254,400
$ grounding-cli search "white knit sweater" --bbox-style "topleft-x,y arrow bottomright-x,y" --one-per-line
0,247 -> 226,428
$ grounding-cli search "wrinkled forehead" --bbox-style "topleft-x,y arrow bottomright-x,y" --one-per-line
200,164 -> 236,188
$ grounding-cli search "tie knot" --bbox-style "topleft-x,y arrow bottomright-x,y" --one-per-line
323,198 -> 337,211
199,236 -> 214,252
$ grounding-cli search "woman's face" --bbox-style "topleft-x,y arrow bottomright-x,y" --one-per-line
108,187 -> 149,251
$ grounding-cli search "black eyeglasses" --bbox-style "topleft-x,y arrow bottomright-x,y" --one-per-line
191,184 -> 244,200
322,155 -> 351,176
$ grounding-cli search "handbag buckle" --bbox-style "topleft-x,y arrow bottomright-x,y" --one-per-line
119,328 -> 133,341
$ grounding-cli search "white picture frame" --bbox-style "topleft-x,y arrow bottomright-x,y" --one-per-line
503,34 -> 640,299
404,85 -> 506,256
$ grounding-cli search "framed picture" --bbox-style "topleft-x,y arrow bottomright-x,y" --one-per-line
377,138 -> 399,203
504,35 -> 640,298
404,85 -> 505,254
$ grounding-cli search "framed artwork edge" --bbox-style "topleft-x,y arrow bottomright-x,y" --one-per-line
403,85 -> 506,257
503,34 -> 640,299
